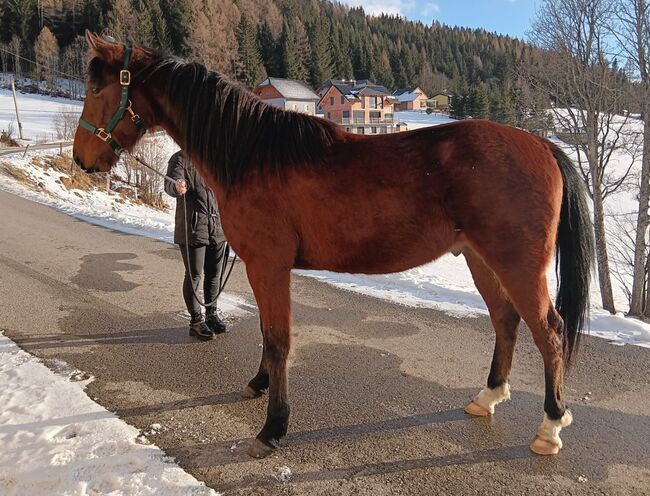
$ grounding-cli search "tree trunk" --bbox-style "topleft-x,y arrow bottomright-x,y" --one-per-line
593,183 -> 616,313
630,115 -> 650,316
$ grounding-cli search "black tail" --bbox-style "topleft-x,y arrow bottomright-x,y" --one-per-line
552,144 -> 594,366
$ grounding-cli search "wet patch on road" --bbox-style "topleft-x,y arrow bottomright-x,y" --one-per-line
71,253 -> 142,292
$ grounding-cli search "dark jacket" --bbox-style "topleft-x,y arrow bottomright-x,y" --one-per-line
164,151 -> 225,246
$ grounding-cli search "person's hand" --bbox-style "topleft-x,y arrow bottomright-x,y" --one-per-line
175,179 -> 187,195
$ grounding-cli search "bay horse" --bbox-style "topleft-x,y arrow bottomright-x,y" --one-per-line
73,32 -> 594,459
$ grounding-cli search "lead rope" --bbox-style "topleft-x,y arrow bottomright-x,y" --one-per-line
125,151 -> 237,308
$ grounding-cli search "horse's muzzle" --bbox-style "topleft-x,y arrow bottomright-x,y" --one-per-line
74,154 -> 101,174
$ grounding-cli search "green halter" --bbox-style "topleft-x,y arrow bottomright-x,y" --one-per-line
78,46 -> 147,155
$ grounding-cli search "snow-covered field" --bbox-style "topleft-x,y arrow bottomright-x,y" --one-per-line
0,88 -> 83,143
1,93 -> 649,494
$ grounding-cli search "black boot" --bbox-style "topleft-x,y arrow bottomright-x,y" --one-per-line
189,314 -> 215,340
206,311 -> 228,334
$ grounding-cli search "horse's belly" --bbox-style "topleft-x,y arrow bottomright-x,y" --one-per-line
297,223 -> 457,275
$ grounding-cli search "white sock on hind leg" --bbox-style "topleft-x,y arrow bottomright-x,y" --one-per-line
473,383 -> 511,414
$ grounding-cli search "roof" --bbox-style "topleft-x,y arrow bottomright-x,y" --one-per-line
393,86 -> 426,102
393,86 -> 420,96
257,78 -> 320,101
328,82 -> 391,99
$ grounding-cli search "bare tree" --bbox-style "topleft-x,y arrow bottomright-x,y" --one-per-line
529,0 -> 635,313
8,36 -> 21,77
34,26 -> 60,88
185,0 -> 241,75
611,0 -> 650,319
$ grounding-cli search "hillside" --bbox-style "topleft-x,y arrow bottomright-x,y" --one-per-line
0,0 -> 538,124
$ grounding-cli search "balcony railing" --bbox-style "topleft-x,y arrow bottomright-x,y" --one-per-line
333,117 -> 395,125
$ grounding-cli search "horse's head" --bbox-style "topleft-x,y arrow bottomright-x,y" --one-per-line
73,30 -> 156,173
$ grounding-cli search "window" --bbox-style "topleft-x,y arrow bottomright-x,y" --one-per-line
327,112 -> 331,119
293,104 -> 297,111
330,96 -> 334,106
341,95 -> 345,105
380,127 -> 387,134
361,97 -> 365,109
370,96 -> 377,109
357,127 -> 365,134
304,104 -> 309,112
342,110 -> 350,118
371,127 -> 377,134
345,127 -> 350,132
353,110 -> 364,123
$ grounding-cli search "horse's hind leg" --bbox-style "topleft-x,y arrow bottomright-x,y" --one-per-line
463,248 -> 520,417
480,256 -> 572,455
244,264 -> 292,458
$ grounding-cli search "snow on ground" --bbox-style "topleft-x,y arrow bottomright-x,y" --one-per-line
0,332 -> 220,496
0,88 -> 83,142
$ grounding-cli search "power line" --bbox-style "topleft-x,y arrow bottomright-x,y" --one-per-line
0,46 -> 86,84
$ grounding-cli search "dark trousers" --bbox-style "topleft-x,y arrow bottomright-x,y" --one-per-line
179,242 -> 225,320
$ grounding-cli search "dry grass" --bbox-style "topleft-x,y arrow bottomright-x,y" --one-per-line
0,161 -> 33,185
31,155 -> 106,191
0,132 -> 19,147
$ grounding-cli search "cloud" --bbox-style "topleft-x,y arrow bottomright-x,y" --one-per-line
421,2 -> 441,15
337,0 -> 416,17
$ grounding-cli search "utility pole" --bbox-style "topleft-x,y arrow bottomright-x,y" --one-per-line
10,77 -> 24,140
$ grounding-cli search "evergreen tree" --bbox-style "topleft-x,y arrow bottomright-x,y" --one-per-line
258,21 -> 279,77
373,47 -> 394,89
308,18 -> 333,86
450,77 -> 469,118
279,20 -> 306,81
497,89 -> 517,126
236,15 -> 264,88
160,0 -> 189,55
390,49 -> 408,88
292,17 -> 311,82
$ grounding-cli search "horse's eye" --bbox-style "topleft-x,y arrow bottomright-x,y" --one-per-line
91,87 -> 100,95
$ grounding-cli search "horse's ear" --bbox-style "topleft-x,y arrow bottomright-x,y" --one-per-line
85,29 -> 120,62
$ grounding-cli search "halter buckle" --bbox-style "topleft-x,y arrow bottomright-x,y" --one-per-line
120,70 -> 131,86
96,128 -> 111,142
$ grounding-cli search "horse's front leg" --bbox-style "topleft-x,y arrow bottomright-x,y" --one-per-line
245,264 -> 292,458
242,319 -> 269,398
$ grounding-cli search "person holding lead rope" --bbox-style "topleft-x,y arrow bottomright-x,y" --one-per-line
165,150 -> 229,340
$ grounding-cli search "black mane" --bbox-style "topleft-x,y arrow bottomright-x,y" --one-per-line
141,57 -> 340,187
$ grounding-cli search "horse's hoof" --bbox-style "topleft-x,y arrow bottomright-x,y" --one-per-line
464,400 -> 491,417
530,436 -> 561,455
248,438 -> 276,458
242,385 -> 265,399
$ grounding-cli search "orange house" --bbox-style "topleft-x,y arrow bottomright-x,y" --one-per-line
319,81 -> 396,135
392,86 -> 429,111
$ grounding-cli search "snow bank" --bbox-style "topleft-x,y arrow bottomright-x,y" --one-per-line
0,332 -> 220,496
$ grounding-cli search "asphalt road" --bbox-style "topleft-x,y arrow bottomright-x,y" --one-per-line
1,189 -> 649,495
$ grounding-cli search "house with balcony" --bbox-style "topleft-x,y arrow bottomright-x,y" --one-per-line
319,80 -> 396,135
254,77 -> 320,115
393,86 -> 429,111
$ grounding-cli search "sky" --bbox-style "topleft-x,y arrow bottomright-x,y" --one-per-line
336,0 -> 541,40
